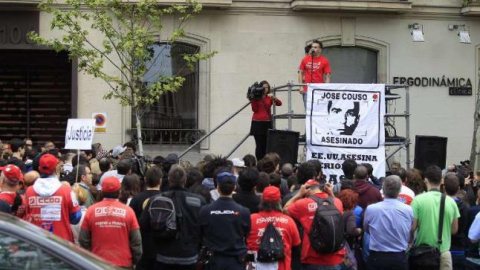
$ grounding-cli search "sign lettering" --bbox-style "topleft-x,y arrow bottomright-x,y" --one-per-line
0,12 -> 39,47
64,119 -> 96,150
449,87 -> 472,96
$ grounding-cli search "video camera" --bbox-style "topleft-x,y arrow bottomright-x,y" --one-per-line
247,82 -> 264,100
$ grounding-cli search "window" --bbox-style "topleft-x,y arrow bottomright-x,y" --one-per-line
135,42 -> 200,145
0,50 -> 72,148
321,46 -> 377,83
0,232 -> 74,270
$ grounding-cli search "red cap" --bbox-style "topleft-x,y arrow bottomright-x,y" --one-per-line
305,180 -> 321,188
0,165 -> 23,183
263,186 -> 281,202
102,176 -> 121,193
39,154 -> 59,175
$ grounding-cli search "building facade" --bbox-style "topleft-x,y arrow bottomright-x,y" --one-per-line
0,0 -> 479,169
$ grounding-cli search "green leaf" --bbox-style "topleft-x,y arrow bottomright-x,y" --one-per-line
33,0 -> 216,113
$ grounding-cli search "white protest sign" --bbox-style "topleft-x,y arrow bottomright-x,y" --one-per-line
306,84 -> 386,184
65,119 -> 96,150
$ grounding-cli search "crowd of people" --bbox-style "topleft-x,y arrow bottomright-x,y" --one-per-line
1,137 -> 480,270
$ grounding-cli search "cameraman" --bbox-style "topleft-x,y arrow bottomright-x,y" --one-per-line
248,80 -> 282,160
122,142 -> 147,179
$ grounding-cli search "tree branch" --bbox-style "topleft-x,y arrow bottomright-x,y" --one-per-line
91,4 -> 133,76
61,14 -> 133,86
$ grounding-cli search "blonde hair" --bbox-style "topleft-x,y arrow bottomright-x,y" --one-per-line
180,160 -> 192,171
196,160 -> 207,172
73,183 -> 87,205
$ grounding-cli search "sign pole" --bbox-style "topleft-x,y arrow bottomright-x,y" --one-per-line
75,149 -> 80,183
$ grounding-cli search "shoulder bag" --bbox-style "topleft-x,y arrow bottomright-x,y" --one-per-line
408,193 -> 446,270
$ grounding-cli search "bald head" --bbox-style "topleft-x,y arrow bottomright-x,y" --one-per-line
24,171 -> 40,187
354,166 -> 368,181
447,164 -> 456,172
281,163 -> 294,178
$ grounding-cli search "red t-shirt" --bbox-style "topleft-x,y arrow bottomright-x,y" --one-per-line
299,55 -> 331,91
0,192 -> 26,218
247,211 -> 301,270
381,185 -> 415,205
81,199 -> 140,267
251,96 -> 282,121
25,185 -> 80,242
286,192 -> 345,265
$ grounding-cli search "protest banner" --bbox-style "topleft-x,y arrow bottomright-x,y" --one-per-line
306,84 -> 385,184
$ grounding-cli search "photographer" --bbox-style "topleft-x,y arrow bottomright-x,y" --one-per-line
248,80 -> 282,160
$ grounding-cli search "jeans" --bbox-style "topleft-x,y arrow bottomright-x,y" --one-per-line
302,264 -> 342,270
452,251 -> 466,270
367,251 -> 408,270
362,232 -> 371,263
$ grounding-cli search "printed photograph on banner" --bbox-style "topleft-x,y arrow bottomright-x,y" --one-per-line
305,84 -> 386,182
309,89 -> 381,149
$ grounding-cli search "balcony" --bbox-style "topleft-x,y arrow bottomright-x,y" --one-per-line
0,0 -> 231,9
462,1 -> 480,16
291,0 -> 412,13
0,0 -> 40,3
143,0 -> 231,7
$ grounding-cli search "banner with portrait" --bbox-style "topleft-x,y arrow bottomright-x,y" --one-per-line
306,84 -> 385,184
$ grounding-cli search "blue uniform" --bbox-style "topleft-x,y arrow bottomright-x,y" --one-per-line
199,197 -> 251,270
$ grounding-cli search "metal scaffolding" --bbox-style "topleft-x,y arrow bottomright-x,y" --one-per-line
179,82 -> 411,167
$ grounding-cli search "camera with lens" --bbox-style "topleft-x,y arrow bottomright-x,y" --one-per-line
247,82 -> 264,100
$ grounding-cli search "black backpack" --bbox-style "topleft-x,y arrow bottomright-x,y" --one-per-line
147,191 -> 181,239
309,196 -> 345,253
257,222 -> 285,262
127,155 -> 147,177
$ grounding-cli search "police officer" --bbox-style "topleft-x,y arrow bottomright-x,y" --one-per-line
199,171 -> 251,270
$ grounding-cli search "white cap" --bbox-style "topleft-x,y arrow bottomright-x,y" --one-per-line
231,158 -> 245,168
112,146 -> 126,158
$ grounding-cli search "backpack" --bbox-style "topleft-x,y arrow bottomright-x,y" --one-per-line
257,222 -> 285,262
128,156 -> 147,177
309,196 -> 345,254
147,191 -> 181,239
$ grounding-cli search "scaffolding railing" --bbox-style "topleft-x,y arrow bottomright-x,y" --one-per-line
179,83 -> 410,168
178,102 -> 250,159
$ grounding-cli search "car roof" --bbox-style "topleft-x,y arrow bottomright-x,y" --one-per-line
0,213 -> 119,270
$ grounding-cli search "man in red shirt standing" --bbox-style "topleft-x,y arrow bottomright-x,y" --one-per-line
247,186 -> 301,270
298,40 -> 331,109
0,164 -> 25,217
25,154 -> 81,242
79,176 -> 142,268
285,180 -> 344,270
